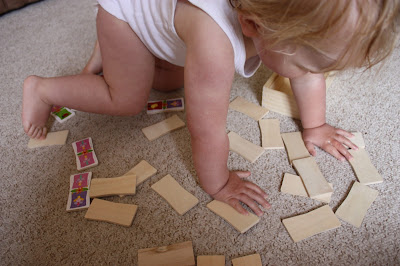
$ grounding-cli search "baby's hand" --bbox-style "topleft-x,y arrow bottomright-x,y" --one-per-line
211,171 -> 271,217
302,123 -> 358,161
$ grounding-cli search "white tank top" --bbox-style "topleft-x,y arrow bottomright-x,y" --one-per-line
97,0 -> 261,77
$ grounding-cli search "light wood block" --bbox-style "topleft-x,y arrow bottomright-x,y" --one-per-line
281,173 -> 333,203
197,255 -> 225,266
84,198 -> 138,227
206,200 -> 260,234
124,160 -> 157,186
335,182 -> 379,227
138,241 -> 195,266
232,254 -> 262,266
282,205 -> 341,242
228,131 -> 265,163
262,72 -> 334,119
90,174 -> 136,198
345,132 -> 366,149
280,173 -> 308,197
142,115 -> 185,141
229,96 -> 269,121
151,174 -> 199,215
281,132 -> 310,164
259,119 -> 284,149
348,149 -> 383,185
28,130 -> 69,148
292,157 -> 333,199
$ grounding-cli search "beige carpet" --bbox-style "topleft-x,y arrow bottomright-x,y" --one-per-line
1,0 -> 399,265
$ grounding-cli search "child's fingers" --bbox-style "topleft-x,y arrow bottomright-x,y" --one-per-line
235,171 -> 251,178
304,141 -> 317,156
336,128 -> 354,138
237,194 -> 263,217
244,181 -> 269,200
323,141 -> 346,161
228,198 -> 249,216
335,134 -> 358,150
242,186 -> 270,209
332,140 -> 353,161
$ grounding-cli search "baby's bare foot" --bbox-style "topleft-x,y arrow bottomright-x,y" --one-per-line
22,76 -> 52,139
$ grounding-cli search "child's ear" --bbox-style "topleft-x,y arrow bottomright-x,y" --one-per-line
238,14 -> 259,37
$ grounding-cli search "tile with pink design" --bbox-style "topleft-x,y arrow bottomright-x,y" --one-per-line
72,137 -> 99,170
66,172 -> 92,212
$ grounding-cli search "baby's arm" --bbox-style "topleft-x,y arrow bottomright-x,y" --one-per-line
290,72 -> 358,161
181,10 -> 270,216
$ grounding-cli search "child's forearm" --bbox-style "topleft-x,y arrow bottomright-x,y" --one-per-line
290,73 -> 326,129
191,131 -> 230,196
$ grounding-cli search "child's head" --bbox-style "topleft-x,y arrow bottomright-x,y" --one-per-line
234,0 -> 400,72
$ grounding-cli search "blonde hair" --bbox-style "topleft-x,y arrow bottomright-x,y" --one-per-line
233,0 -> 400,71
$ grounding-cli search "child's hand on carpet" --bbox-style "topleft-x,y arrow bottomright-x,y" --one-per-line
212,171 -> 271,217
302,123 -> 358,161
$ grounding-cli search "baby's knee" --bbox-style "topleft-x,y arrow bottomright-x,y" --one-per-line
23,75 -> 41,91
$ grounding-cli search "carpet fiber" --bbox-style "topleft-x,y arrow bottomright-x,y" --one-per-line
1,0 -> 399,265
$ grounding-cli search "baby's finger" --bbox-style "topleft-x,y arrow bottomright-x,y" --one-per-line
228,198 -> 248,216
336,128 -> 354,138
335,134 -> 358,150
332,140 -> 353,161
305,141 -> 316,156
235,171 -> 251,179
244,181 -> 269,200
238,194 -> 263,216
242,186 -> 270,209
323,142 -> 345,161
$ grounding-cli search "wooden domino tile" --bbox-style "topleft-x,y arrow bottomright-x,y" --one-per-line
28,130 -> 69,148
292,157 -> 333,199
280,173 -> 308,197
282,205 -> 341,243
229,96 -> 269,121
197,255 -> 225,266
138,241 -> 195,266
72,137 -> 99,170
348,148 -> 383,185
142,114 -> 185,141
345,132 -> 366,149
206,200 -> 260,234
66,172 -> 92,212
151,174 -> 199,215
259,119 -> 284,149
281,132 -> 310,164
335,182 -> 379,227
90,174 -> 136,198
228,131 -> 265,163
84,198 -> 138,227
232,254 -> 262,266
124,160 -> 157,186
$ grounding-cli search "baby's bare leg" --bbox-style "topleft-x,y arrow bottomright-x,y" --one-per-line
22,6 -> 155,139
82,40 -> 103,74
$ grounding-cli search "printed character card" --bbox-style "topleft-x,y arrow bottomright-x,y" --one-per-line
51,105 -> 75,123
72,137 -> 99,170
147,98 -> 184,114
66,172 -> 92,212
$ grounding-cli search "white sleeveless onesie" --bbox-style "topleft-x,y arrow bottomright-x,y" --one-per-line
97,0 -> 261,77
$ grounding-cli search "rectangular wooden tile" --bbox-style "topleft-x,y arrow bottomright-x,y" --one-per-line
124,160 -> 157,186
138,241 -> 195,266
142,115 -> 185,141
28,130 -> 69,148
228,131 -> 265,163
229,96 -> 269,121
335,182 -> 379,227
292,157 -> 333,199
206,200 -> 260,234
259,119 -> 284,149
348,148 -> 383,185
281,132 -> 310,164
151,174 -> 199,215
232,254 -> 262,266
66,172 -> 92,212
282,205 -> 341,242
84,198 -> 138,227
197,255 -> 225,266
90,174 -> 136,198
280,173 -> 308,197
72,137 -> 98,170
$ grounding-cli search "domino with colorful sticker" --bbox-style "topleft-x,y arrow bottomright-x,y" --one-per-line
147,98 -> 184,114
51,105 -> 75,123
66,172 -> 92,212
72,137 -> 99,170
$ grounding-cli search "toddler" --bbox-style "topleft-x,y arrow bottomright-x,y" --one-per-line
22,0 -> 399,216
